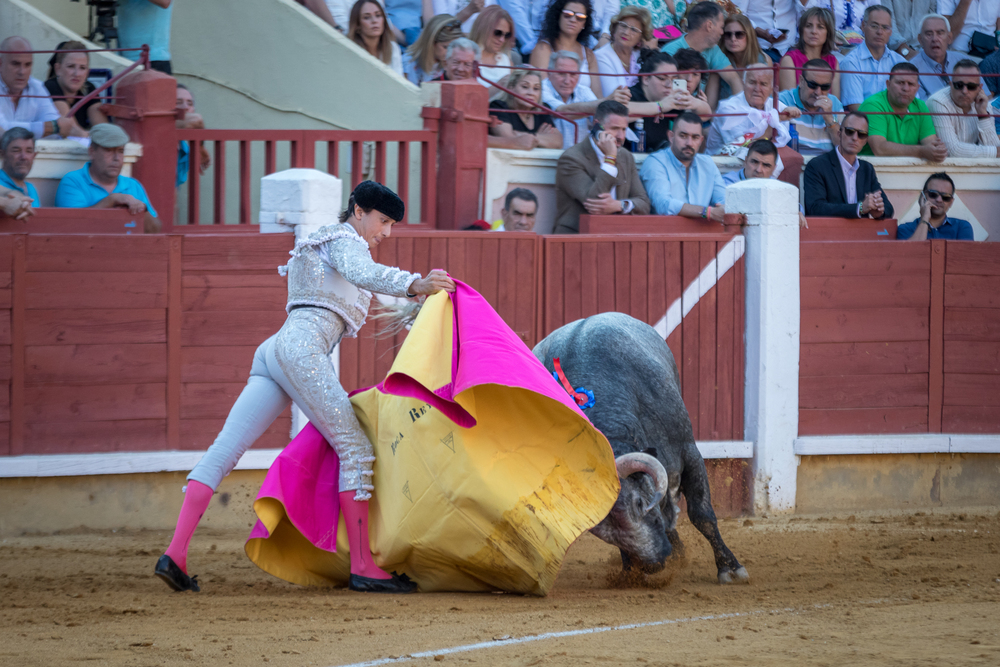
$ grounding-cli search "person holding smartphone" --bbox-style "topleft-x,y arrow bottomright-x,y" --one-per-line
553,100 -> 651,233
625,50 -> 712,154
897,173 -> 975,240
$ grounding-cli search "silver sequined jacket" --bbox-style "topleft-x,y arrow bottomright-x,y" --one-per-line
280,223 -> 421,337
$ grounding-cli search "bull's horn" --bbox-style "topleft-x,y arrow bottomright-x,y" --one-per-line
615,453 -> 669,513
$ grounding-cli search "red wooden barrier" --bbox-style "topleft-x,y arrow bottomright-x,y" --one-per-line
799,241 -> 932,435
942,243 -> 1000,433
0,209 -> 141,234
578,215 -> 735,235
175,129 -> 439,231
1,233 -> 296,456
801,217 -> 897,241
799,240 -> 1000,437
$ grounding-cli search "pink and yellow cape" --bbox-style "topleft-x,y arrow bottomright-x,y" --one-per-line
245,282 -> 619,595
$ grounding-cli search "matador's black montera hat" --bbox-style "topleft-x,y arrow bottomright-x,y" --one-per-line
353,180 -> 405,222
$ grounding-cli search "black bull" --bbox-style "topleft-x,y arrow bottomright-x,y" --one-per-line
533,312 -> 749,584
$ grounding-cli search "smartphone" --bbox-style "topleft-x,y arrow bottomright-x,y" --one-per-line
590,121 -> 604,141
672,78 -> 687,93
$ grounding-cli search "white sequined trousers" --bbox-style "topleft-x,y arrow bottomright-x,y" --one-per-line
187,307 -> 375,498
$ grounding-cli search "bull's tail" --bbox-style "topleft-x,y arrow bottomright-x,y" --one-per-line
370,300 -> 423,338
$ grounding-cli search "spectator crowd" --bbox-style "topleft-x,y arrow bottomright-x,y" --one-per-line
3,0 -> 1000,241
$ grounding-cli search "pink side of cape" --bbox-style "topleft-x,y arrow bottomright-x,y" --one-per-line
247,280 -> 588,553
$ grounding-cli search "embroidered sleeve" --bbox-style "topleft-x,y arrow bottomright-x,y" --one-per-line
324,236 -> 421,298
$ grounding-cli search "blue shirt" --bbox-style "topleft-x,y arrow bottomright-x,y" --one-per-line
778,88 -> 844,157
55,163 -> 158,217
722,168 -> 745,185
639,148 -> 726,215
662,35 -> 732,73
0,169 -> 41,207
839,42 -> 906,107
897,217 -> 974,240
117,0 -> 173,62
177,141 -> 190,188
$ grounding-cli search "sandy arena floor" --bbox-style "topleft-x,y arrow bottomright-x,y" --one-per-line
2,508 -> 999,667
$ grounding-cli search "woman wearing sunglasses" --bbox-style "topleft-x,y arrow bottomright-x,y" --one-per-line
530,0 -> 602,97
779,7 -> 840,96
897,173 -> 974,241
406,14 -> 465,84
718,14 -> 771,100
594,7 -> 653,96
470,5 -> 517,89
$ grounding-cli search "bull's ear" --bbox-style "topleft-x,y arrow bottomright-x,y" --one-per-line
643,447 -> 658,458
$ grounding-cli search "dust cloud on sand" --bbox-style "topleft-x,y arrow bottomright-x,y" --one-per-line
1,509 -> 998,666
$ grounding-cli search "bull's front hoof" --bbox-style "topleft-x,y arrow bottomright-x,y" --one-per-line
718,566 -> 750,585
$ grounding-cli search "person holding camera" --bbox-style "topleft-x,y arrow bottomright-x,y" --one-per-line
117,0 -> 174,74
553,99 -> 650,234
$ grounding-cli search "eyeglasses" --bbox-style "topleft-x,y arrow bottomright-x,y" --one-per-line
561,9 -> 587,21
444,19 -> 462,30
924,189 -> 954,202
723,30 -> 746,39
952,81 -> 981,92
864,21 -> 891,32
616,23 -> 642,36
803,77 -> 832,91
650,73 -> 674,84
843,127 -> 869,139
492,28 -> 512,39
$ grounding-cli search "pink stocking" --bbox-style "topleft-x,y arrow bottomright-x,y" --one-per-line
339,490 -> 392,580
164,480 -> 214,574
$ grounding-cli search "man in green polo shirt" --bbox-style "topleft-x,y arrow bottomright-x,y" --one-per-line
858,61 -> 948,161
661,1 -> 742,109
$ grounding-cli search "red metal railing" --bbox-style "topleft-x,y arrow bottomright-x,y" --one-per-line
175,129 -> 438,229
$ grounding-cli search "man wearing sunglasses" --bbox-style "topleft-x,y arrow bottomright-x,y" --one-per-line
927,60 -> 1000,158
859,61 -> 948,162
778,59 -> 844,157
803,110 -> 895,221
897,173 -> 974,240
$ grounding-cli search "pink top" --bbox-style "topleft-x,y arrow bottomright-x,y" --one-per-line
785,49 -> 838,83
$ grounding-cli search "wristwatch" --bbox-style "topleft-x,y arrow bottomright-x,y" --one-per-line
899,45 -> 912,57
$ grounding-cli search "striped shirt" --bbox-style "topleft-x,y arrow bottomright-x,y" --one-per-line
779,88 -> 843,157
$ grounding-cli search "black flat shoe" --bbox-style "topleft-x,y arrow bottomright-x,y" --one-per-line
348,571 -> 417,593
154,554 -> 200,592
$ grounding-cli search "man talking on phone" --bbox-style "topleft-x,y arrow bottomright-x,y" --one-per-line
553,100 -> 650,234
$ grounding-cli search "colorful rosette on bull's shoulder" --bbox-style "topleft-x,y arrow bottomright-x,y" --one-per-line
245,282 -> 620,595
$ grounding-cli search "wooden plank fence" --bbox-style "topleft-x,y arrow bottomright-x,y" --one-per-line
799,240 -> 1000,436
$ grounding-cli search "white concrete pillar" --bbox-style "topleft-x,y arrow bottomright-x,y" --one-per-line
258,168 -> 343,438
726,179 -> 800,515
258,168 -> 342,242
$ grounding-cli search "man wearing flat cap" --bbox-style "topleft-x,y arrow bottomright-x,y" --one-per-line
55,123 -> 160,233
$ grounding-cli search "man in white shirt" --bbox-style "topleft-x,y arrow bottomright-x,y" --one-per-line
938,0 -> 1000,54
927,59 -> 1000,157
0,36 -> 72,139
732,0 -> 798,58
